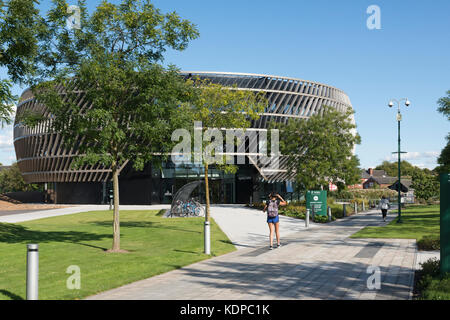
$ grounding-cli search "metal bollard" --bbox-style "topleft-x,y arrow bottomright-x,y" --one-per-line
354,202 -> 358,214
26,244 -> 39,300
109,198 -> 113,211
305,209 -> 310,228
328,207 -> 332,222
343,204 -> 347,217
362,201 -> 365,212
204,221 -> 211,254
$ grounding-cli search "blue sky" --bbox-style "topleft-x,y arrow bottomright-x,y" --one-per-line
1,0 -> 449,170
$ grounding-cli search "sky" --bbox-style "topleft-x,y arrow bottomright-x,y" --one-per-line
1,0 -> 449,170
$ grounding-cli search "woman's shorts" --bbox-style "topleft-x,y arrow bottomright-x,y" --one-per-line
267,215 -> 280,224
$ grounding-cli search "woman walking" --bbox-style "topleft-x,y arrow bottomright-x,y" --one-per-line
263,193 -> 287,250
379,196 -> 390,222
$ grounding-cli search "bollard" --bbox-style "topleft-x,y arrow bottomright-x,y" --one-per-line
343,204 -> 347,217
26,244 -> 39,300
354,202 -> 358,214
328,206 -> 332,222
204,221 -> 211,255
109,198 -> 113,211
362,201 -> 365,212
305,209 -> 310,228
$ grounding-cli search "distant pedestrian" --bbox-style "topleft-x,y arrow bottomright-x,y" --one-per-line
379,196 -> 390,222
263,193 -> 287,250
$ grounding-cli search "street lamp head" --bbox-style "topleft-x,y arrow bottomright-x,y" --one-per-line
405,99 -> 410,107
388,101 -> 394,108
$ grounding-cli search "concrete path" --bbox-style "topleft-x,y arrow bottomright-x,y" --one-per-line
209,205 -> 320,250
0,205 -> 170,223
87,209 -> 417,300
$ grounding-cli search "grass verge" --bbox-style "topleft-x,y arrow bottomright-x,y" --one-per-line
0,210 -> 236,300
350,204 -> 440,246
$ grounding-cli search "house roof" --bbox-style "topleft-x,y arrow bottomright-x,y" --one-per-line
364,176 -> 398,185
361,169 -> 388,179
388,179 -> 413,192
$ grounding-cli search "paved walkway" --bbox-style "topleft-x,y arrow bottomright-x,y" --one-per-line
87,209 -> 417,300
208,205 -> 320,249
0,204 -> 170,223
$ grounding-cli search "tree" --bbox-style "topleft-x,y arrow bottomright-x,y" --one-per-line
436,91 -> 450,174
17,0 -> 199,252
437,90 -> 450,121
184,79 -> 266,254
0,162 -> 40,193
375,160 -> 421,177
436,136 -> 450,174
411,170 -> 439,201
0,0 -> 45,125
0,79 -> 15,126
276,106 -> 361,193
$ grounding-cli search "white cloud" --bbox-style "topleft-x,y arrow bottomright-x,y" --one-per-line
0,125 -> 13,150
382,151 -> 439,170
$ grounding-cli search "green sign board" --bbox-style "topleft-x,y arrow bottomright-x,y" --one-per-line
306,190 -> 327,216
441,173 -> 450,275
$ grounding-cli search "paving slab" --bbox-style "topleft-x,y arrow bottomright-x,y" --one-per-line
87,209 -> 417,300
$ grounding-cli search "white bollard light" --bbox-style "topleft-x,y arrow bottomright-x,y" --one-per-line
305,209 -> 310,228
26,244 -> 39,300
204,221 -> 211,255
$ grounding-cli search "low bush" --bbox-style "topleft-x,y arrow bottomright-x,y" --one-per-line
417,235 -> 440,251
415,258 -> 450,300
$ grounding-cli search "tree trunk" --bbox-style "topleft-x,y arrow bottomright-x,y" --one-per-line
204,162 -> 210,222
111,164 -> 120,252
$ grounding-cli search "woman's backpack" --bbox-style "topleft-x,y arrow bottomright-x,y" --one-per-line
267,200 -> 279,217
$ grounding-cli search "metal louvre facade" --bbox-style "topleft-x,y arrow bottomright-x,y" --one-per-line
181,72 -> 354,183
13,71 -> 353,203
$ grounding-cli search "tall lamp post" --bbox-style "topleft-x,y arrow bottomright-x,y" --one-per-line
388,98 -> 411,223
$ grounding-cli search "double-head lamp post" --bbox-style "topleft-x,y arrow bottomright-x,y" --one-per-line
388,98 -> 411,223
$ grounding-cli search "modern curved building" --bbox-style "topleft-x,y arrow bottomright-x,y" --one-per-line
14,71 -> 354,204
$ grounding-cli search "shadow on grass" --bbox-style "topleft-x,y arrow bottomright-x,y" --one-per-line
0,223 -> 111,250
91,221 -> 202,234
0,289 -> 24,300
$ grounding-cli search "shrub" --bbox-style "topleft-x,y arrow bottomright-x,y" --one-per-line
417,235 -> 440,251
313,215 -> 330,223
415,258 -> 450,300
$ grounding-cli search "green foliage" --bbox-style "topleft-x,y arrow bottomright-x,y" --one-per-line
436,138 -> 450,174
12,0 -> 199,251
411,170 -> 440,201
312,215 -> 329,223
437,90 -> 450,121
415,258 -> 450,300
0,163 -> 40,193
186,78 -> 267,171
275,106 -> 361,193
184,78 -> 267,220
0,79 -> 15,126
417,235 -> 440,251
436,90 -> 450,174
375,160 -> 423,178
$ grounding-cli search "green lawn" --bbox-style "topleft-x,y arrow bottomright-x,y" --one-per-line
351,204 -> 440,241
0,210 -> 236,300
